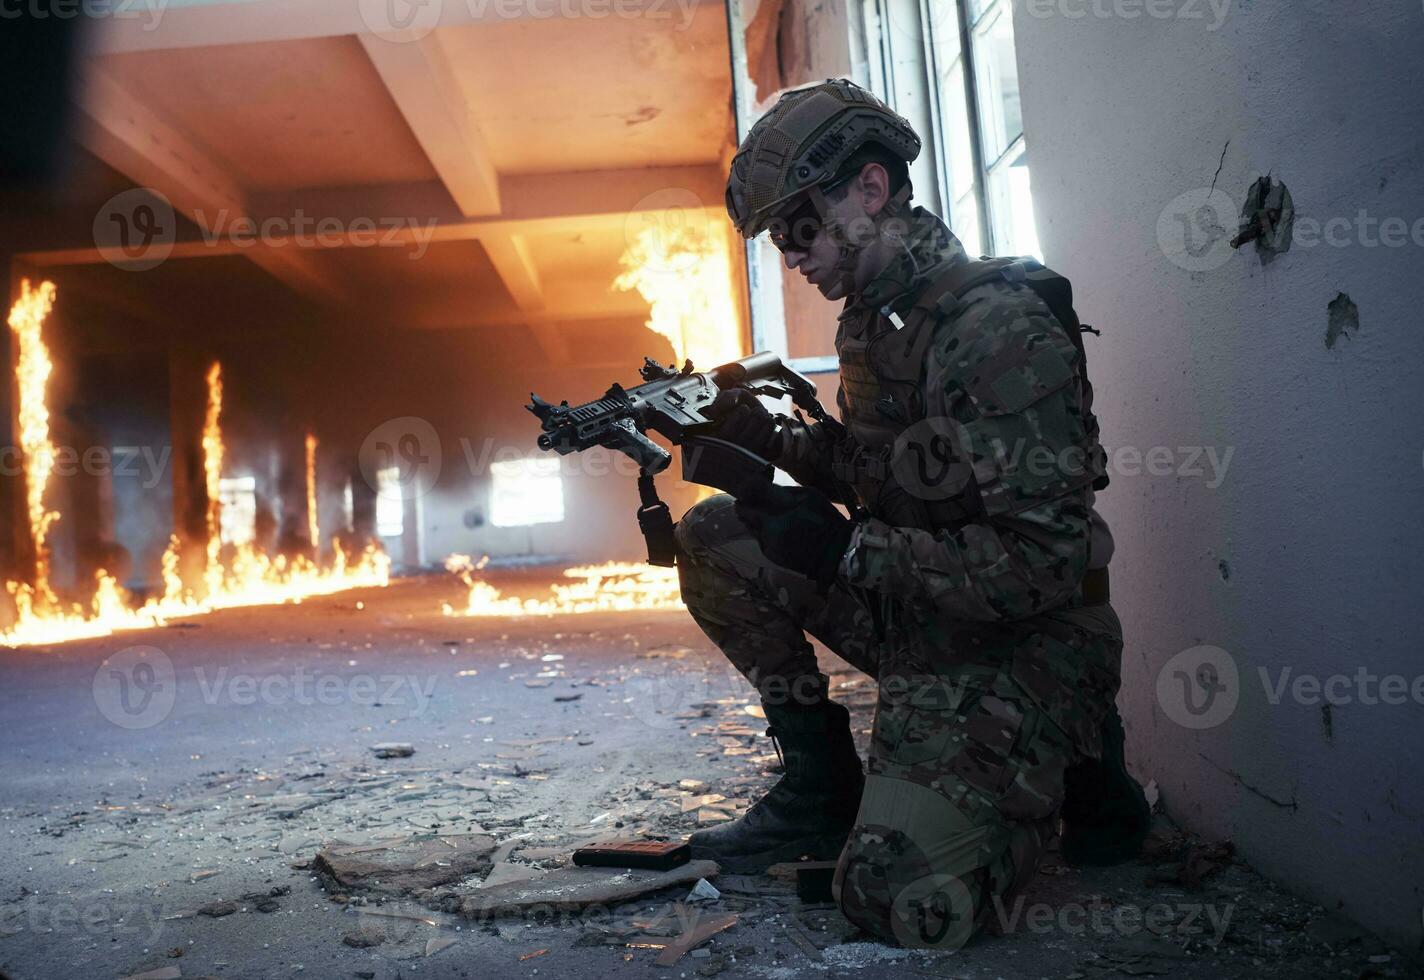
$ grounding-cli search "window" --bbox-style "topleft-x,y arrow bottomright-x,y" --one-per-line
489,457 -> 564,528
375,466 -> 404,538
217,476 -> 257,546
928,0 -> 1041,258
863,0 -> 1042,258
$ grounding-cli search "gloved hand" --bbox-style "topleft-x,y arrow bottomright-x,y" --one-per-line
734,481 -> 854,589
707,388 -> 783,462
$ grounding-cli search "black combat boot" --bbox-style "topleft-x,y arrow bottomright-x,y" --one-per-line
688,692 -> 864,874
1060,703 -> 1151,866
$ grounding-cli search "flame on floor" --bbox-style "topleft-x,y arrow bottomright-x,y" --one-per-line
0,283 -> 389,648
441,554 -> 684,617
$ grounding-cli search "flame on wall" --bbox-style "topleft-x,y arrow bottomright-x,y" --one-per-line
0,284 -> 389,648
441,554 -> 684,617
614,217 -> 743,372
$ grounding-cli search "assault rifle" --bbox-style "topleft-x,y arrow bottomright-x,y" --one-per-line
527,351 -> 835,566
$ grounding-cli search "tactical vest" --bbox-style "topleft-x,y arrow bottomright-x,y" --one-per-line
831,257 -> 1109,532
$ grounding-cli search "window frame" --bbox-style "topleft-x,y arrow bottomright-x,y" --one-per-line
863,0 -> 1037,258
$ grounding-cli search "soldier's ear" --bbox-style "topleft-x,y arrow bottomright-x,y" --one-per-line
857,163 -> 891,218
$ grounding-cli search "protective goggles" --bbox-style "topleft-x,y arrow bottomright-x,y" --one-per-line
765,173 -> 857,253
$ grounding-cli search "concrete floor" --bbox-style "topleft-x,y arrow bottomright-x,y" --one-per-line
0,573 -> 1416,980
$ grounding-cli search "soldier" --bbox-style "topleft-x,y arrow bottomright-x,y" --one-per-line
676,78 -> 1150,948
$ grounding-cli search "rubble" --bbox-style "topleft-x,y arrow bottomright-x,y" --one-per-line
370,742 -> 415,759
313,833 -> 497,894
3,584 -> 1417,979
461,860 -> 720,918
341,927 -> 386,948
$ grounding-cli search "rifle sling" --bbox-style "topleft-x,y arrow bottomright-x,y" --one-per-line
636,473 -> 678,568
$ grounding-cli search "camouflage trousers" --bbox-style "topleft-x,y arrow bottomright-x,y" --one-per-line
675,494 -> 1123,948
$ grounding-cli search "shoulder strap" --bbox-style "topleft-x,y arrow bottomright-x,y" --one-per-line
918,256 -> 1111,492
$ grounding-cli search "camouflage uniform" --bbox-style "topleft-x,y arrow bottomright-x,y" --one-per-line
677,206 -> 1123,947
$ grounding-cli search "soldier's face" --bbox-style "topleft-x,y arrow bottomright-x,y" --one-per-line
769,167 -> 891,302
772,192 -> 866,302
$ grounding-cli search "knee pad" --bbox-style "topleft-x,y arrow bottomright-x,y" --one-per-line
674,492 -> 738,557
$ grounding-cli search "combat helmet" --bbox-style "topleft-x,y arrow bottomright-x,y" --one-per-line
725,78 -> 921,240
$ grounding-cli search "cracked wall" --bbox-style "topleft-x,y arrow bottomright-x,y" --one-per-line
1012,0 -> 1424,952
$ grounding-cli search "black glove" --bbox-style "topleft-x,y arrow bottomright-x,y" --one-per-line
707,388 -> 783,462
734,481 -> 854,589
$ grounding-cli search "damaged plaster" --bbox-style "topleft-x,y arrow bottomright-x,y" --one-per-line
1231,175 -> 1295,259
1326,292 -> 1360,349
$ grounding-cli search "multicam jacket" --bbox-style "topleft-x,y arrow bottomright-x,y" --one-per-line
777,206 -> 1113,623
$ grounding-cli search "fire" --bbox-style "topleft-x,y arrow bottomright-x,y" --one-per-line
202,362 -> 225,602
0,282 -> 390,648
166,360 -> 392,612
614,217 -> 743,371
305,432 -> 320,556
8,280 -> 60,611
441,554 -> 684,617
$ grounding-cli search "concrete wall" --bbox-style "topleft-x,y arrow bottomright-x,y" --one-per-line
1013,0 -> 1424,950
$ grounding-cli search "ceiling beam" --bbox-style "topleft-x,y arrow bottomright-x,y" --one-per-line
357,31 -> 500,217
89,0 -> 714,54
17,167 -> 727,265
482,233 -> 569,362
71,66 -> 349,307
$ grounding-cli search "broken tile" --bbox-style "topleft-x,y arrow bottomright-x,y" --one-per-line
479,862 -> 547,889
655,910 -> 739,967
462,860 -> 718,918
686,878 -> 720,903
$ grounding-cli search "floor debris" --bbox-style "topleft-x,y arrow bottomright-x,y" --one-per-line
461,860 -> 719,918
371,742 -> 416,759
1,576 -> 1416,979
313,833 -> 496,894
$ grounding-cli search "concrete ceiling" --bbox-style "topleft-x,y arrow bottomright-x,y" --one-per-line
96,37 -> 439,192
7,0 -> 736,365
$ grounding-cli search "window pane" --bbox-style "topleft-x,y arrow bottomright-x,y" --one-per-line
218,476 -> 256,546
972,1 -> 1023,165
987,144 -> 1041,259
490,457 -> 565,528
939,58 -> 977,203
375,466 -> 403,538
952,190 -> 984,256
